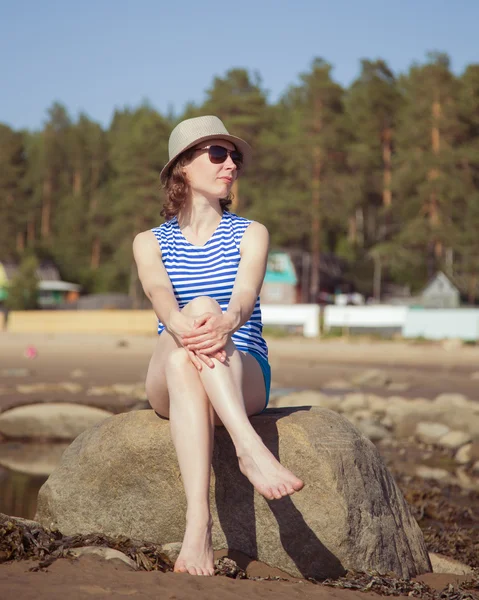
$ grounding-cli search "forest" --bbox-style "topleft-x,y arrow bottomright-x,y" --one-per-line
1,53 -> 479,305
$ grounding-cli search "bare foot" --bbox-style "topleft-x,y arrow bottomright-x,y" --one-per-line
174,517 -> 215,576
237,439 -> 304,500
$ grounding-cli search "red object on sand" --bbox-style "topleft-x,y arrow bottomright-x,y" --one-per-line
24,345 -> 38,359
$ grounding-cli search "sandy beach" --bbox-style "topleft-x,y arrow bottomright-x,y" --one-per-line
0,332 -> 478,598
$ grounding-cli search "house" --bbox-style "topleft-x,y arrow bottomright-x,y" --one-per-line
261,251 -> 298,304
420,271 -> 460,308
0,260 -> 80,309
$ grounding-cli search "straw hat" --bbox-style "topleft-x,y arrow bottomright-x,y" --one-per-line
160,115 -> 252,183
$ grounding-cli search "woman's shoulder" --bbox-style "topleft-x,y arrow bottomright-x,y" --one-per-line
152,218 -> 176,233
227,212 -> 267,232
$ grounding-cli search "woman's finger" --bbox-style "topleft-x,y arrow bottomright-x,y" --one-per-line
182,332 -> 213,344
182,328 -> 213,342
197,352 -> 215,368
195,342 -> 225,356
186,339 -> 218,351
187,349 -> 202,371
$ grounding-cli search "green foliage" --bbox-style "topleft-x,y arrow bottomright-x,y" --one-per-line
5,254 -> 39,310
1,55 -> 479,301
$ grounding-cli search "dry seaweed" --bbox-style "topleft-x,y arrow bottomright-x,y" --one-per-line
0,514 -> 172,572
319,570 -> 479,599
2,514 -> 478,598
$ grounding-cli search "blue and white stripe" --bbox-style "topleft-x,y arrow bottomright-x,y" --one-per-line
151,211 -> 268,360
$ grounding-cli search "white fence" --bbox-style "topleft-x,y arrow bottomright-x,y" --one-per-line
403,308 -> 479,341
323,305 -> 479,341
262,304 -> 320,337
324,306 -> 408,330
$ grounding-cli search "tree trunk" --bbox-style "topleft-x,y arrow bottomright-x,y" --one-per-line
73,169 -> 82,196
468,273 -> 477,306
41,177 -> 52,239
310,145 -> 321,303
27,218 -> 35,245
382,127 -> 392,207
348,215 -> 357,244
429,98 -> 442,259
90,236 -> 101,269
310,99 -> 322,303
373,254 -> 382,301
16,231 -> 25,253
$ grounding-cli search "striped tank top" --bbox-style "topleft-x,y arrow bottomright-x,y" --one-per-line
151,211 -> 268,360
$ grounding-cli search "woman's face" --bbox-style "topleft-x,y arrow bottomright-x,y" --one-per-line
183,138 -> 239,199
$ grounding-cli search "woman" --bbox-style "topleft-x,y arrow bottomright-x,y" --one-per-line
133,115 -> 304,577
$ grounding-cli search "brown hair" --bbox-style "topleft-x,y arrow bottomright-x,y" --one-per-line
160,148 -> 233,221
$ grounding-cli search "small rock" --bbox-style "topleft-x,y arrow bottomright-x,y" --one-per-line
351,369 -> 390,388
16,383 -> 49,394
356,420 -> 390,442
324,379 -> 351,390
0,368 -> 31,377
160,542 -> 182,563
68,546 -> 138,570
270,390 -> 340,411
111,383 -> 138,396
367,395 -> 388,416
438,430 -> 472,450
434,393 -> 470,408
455,443 -> 472,464
455,466 -> 475,490
351,409 -> 373,422
70,369 -> 86,378
380,415 -> 394,429
59,382 -> 83,394
416,466 -> 450,481
87,386 -> 115,396
341,393 -> 369,413
415,422 -> 450,445
429,552 -> 473,575
442,338 -> 463,351
117,339 -> 129,348
387,382 -> 410,392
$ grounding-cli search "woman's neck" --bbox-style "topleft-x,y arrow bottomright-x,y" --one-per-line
178,196 -> 222,231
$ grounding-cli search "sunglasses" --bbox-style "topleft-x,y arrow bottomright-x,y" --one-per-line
195,145 -> 243,169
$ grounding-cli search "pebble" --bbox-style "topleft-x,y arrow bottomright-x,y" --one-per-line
0,368 -> 31,377
351,369 -> 390,388
341,393 -> 369,412
438,430 -> 472,450
415,422 -> 450,445
455,443 -> 472,465
416,466 -> 450,481
434,393 -> 470,408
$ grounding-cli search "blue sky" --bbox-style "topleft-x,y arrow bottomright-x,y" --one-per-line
1,0 -> 478,131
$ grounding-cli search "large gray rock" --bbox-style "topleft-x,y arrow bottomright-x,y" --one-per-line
35,408 -> 431,580
0,403 -> 113,439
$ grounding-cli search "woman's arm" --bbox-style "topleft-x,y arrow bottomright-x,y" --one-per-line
224,221 -> 269,332
182,221 -> 269,354
132,231 -> 180,329
132,231 -> 223,369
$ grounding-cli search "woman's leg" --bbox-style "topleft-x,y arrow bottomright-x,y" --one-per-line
146,331 -> 216,576
183,297 -> 303,501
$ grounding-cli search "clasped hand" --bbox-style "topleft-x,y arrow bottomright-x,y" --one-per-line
169,312 -> 232,370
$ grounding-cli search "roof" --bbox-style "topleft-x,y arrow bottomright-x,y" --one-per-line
0,260 -> 62,283
38,281 -> 81,292
265,251 -> 298,285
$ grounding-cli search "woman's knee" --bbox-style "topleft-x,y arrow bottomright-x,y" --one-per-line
165,347 -> 192,374
182,296 -> 221,316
